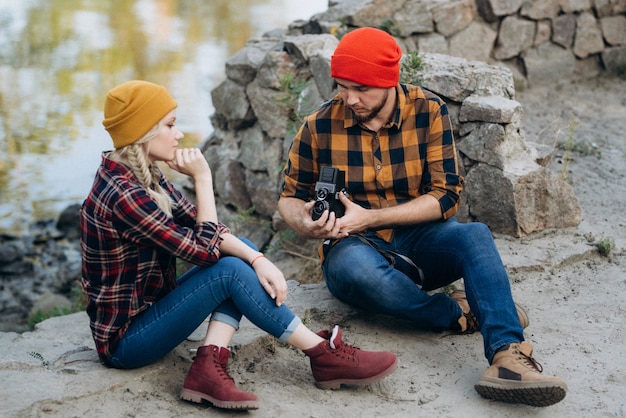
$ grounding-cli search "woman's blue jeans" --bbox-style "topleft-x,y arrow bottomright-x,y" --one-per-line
107,239 -> 301,369
322,218 -> 524,363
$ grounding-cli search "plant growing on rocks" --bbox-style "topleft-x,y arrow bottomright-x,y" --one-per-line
27,281 -> 87,331
28,351 -> 49,368
277,72 -> 311,139
400,50 -> 424,85
379,19 -> 401,37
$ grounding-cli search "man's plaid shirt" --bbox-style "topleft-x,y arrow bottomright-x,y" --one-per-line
80,153 -> 229,361
281,83 -> 463,242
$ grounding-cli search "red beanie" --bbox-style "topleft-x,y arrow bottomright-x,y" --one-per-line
331,27 -> 402,88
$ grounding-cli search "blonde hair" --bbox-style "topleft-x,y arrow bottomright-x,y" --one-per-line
110,125 -> 174,216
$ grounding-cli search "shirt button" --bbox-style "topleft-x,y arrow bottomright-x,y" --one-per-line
376,164 -> 382,170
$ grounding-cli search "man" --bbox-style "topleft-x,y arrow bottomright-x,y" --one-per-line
278,27 -> 567,407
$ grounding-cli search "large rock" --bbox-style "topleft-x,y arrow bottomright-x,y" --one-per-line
523,42 -> 577,85
475,0 -> 523,22
600,15 -> 626,46
552,14 -> 577,48
208,30 -> 581,247
602,45 -> 626,73
573,12 -> 606,59
449,21 -> 497,62
464,164 -> 581,236
493,16 -> 536,60
520,0 -> 560,19
431,0 -> 476,37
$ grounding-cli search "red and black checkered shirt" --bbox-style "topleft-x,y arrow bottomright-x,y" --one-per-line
80,153 -> 229,361
281,83 -> 463,242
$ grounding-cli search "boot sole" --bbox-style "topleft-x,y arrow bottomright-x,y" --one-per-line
314,357 -> 399,390
180,388 -> 259,410
475,377 -> 567,407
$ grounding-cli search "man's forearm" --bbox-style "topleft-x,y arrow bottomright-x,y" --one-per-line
367,194 -> 443,230
277,197 -> 312,237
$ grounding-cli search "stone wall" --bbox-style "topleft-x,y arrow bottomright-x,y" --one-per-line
203,0 -> 625,267
205,2 -> 584,272
309,0 -> 626,87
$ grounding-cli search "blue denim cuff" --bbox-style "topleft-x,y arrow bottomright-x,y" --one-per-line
210,312 -> 240,331
277,316 -> 301,343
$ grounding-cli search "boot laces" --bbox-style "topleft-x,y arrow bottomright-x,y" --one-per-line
328,325 -> 359,360
336,342 -> 359,360
515,343 -> 544,373
214,357 -> 235,383
462,312 -> 480,334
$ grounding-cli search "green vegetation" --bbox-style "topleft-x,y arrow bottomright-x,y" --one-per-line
379,19 -> 401,37
539,118 -> 600,180
28,351 -> 49,368
27,282 -> 88,331
597,236 -> 615,257
277,72 -> 312,138
585,232 -> 617,257
400,50 -> 424,85
28,306 -> 72,331
559,119 -> 580,180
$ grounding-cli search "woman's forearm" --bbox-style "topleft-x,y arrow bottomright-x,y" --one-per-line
193,176 -> 218,224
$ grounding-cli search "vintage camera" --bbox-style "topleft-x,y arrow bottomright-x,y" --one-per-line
311,166 -> 348,221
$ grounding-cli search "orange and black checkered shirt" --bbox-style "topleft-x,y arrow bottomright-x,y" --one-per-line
280,83 -> 463,242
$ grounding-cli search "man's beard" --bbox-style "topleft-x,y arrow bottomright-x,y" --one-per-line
353,90 -> 388,123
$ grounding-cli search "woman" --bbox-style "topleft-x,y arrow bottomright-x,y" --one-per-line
80,80 -> 397,411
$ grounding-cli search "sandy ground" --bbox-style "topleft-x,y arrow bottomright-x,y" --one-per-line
10,76 -> 626,418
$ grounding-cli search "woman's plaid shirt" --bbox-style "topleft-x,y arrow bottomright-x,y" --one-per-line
80,154 -> 229,361
281,83 -> 463,242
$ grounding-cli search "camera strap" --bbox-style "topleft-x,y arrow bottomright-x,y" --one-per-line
355,234 -> 424,289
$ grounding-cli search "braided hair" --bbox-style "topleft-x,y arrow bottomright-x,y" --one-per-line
110,125 -> 173,217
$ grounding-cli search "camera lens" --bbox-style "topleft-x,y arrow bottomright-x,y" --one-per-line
312,200 -> 330,221
316,188 -> 329,200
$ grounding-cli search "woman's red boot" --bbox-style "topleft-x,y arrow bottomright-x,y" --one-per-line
180,345 -> 259,410
303,325 -> 398,389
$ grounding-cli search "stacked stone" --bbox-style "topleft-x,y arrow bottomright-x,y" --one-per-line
207,29 -> 580,257
310,0 -> 626,86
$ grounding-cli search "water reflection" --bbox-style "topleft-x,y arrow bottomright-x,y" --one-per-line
0,0 -> 326,235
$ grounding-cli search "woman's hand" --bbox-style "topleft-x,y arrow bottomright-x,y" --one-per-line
252,256 -> 288,306
165,148 -> 211,181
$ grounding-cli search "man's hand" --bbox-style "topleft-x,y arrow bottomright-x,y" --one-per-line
303,193 -> 370,239
302,200 -> 346,239
334,192 -> 368,236
277,197 -> 345,239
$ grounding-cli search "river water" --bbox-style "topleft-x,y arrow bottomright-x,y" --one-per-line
0,0 -> 326,235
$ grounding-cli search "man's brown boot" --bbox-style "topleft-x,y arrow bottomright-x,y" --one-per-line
180,345 -> 259,410
451,290 -> 530,331
475,342 -> 567,407
303,325 -> 398,389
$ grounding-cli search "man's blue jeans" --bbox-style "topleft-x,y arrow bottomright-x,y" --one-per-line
107,240 -> 301,369
322,218 -> 524,363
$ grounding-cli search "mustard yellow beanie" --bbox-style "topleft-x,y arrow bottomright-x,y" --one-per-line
102,80 -> 177,149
